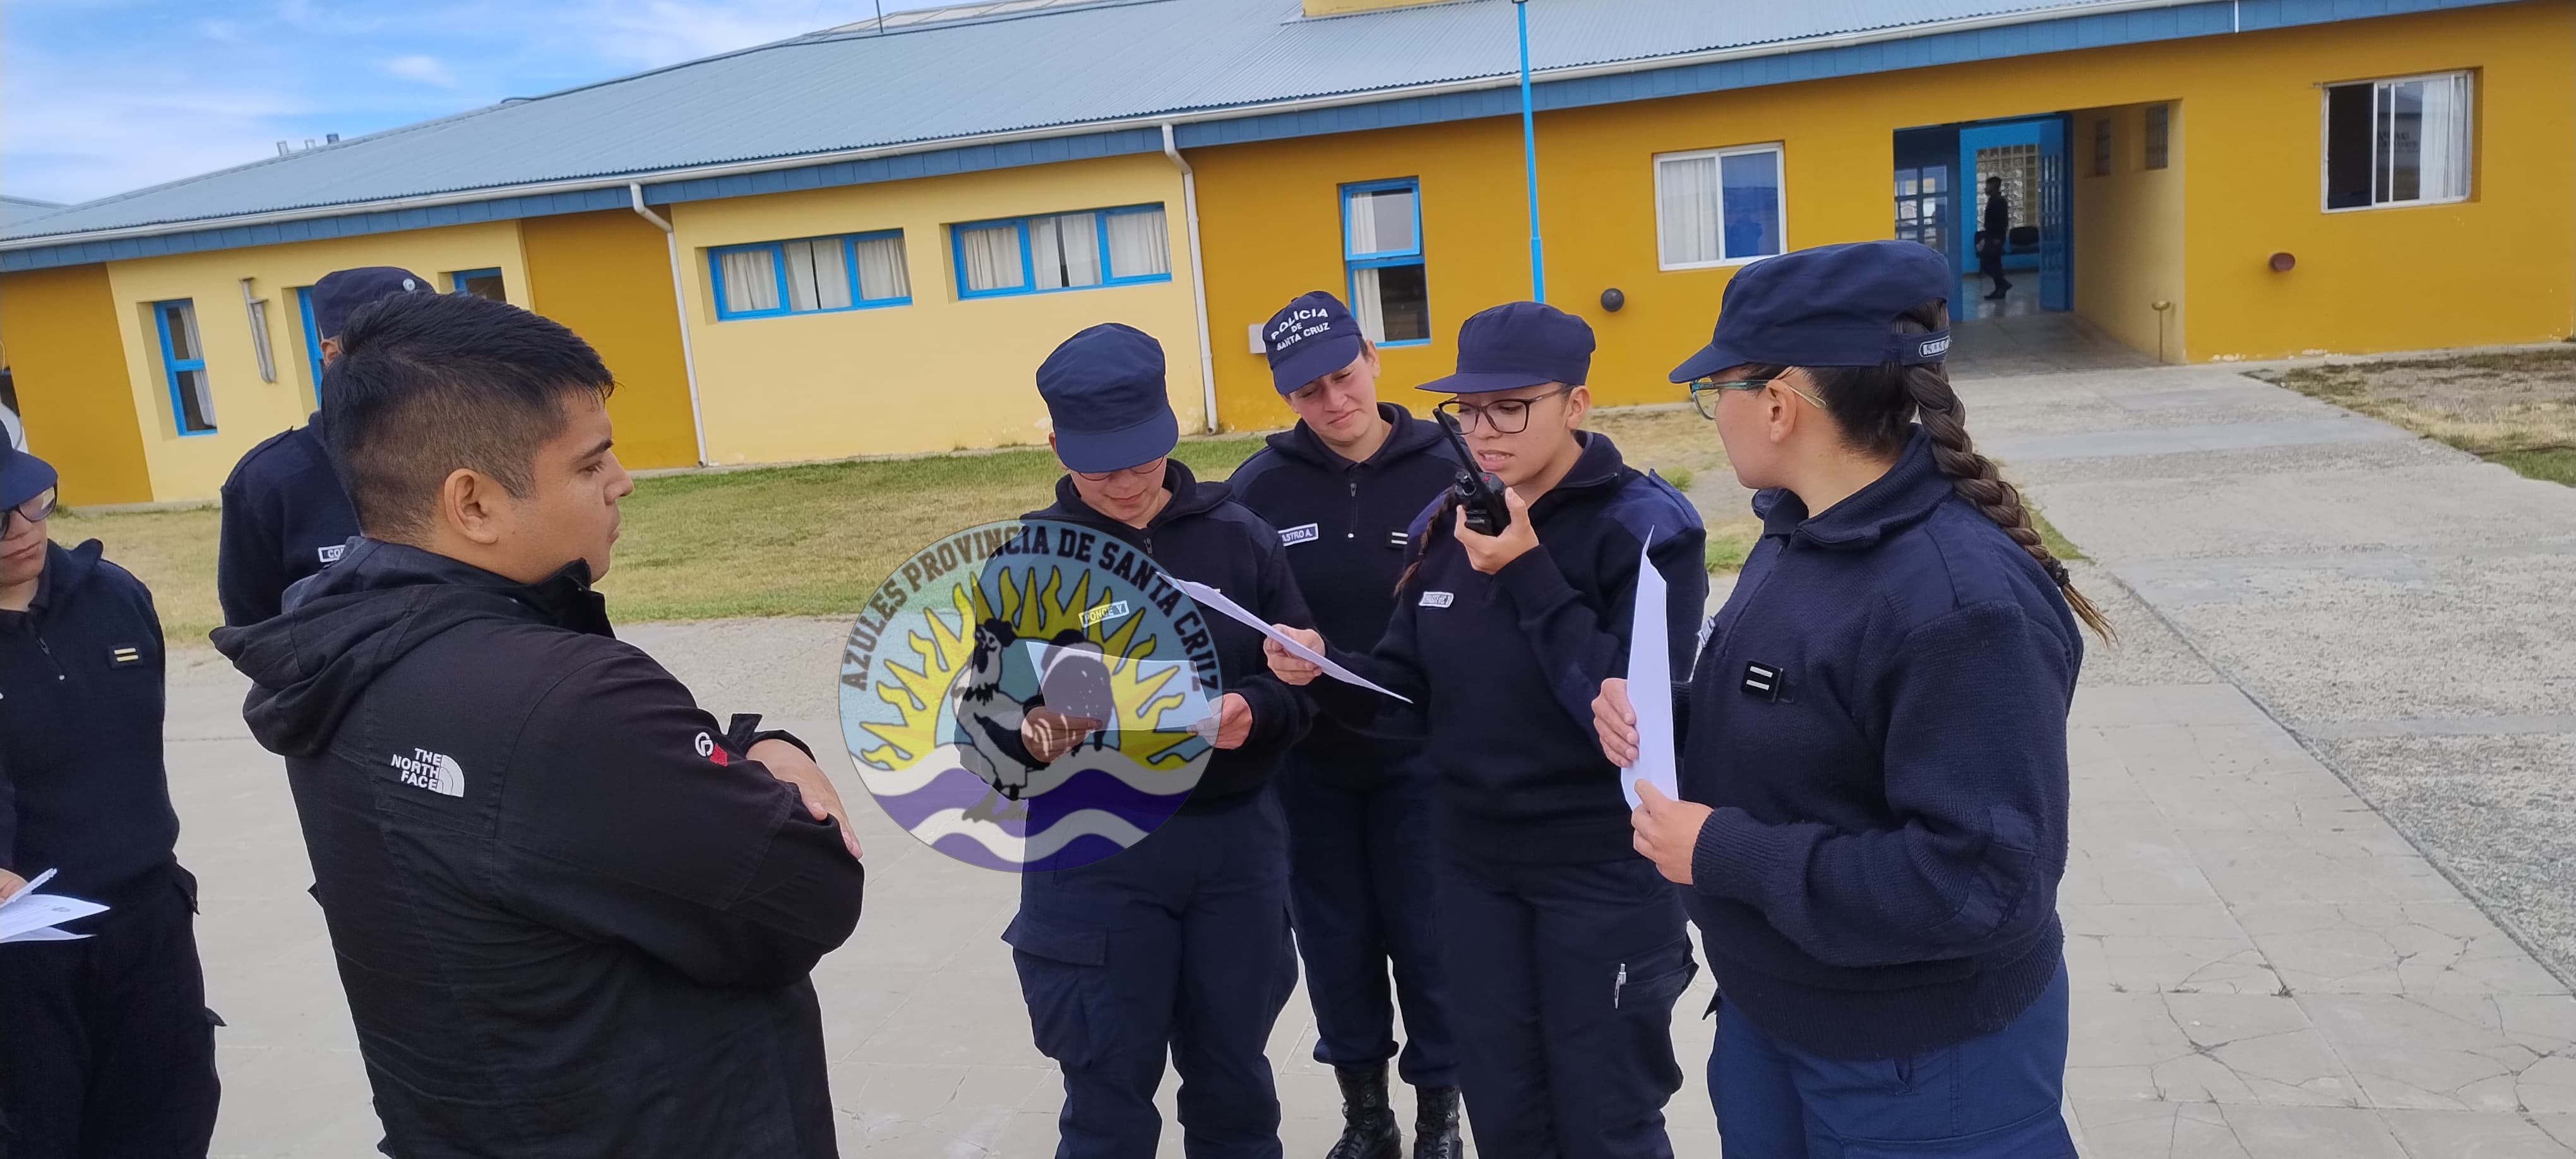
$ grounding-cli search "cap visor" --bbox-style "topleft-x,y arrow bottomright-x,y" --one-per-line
1270,335 -> 1363,395
0,454 -> 57,509
1667,343 -> 1753,384
1055,407 -> 1180,474
1416,370 -> 1555,395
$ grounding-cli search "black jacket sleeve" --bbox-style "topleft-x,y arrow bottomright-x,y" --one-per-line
496,648 -> 865,989
1491,523 -> 1707,736
216,477 -> 285,627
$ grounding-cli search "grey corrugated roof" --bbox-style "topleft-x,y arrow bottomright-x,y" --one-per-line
1,196 -> 68,229
9,0 -> 2115,242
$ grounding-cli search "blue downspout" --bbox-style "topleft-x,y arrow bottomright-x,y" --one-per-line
1515,0 -> 1544,302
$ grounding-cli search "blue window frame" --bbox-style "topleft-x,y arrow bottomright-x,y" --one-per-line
951,205 -> 1170,300
447,268 -> 506,300
1340,179 -> 1429,346
152,299 -> 217,435
709,231 -> 912,321
294,287 -> 325,410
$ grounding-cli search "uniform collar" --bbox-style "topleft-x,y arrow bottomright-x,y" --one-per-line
1756,425 -> 1952,550
1268,403 -> 1446,473
311,538 -> 611,636
1041,458 -> 1232,533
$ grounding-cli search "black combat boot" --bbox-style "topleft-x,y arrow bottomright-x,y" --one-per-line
1327,1063 -> 1401,1159
1410,1085 -> 1462,1159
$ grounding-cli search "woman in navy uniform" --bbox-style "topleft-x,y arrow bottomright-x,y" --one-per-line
1267,302 -> 1707,1159
1230,291 -> 1462,1159
1005,323 -> 1318,1158
1599,240 -> 2110,1157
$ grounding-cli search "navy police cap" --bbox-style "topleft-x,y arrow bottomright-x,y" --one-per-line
1419,300 -> 1594,395
1262,290 -> 1364,395
1037,323 -> 1181,474
310,266 -> 432,340
0,440 -> 57,510
1668,241 -> 1953,383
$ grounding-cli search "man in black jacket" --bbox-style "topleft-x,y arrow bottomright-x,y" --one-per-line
1230,291 -> 1462,1159
0,441 -> 222,1158
212,292 -> 866,1159
1978,176 -> 2014,301
217,265 -> 432,627
1002,323 -> 1316,1158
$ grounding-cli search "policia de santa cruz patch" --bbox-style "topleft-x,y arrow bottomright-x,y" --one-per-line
838,520 -> 1221,874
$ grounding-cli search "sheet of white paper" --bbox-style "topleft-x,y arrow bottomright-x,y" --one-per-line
1621,538 -> 1679,810
0,873 -> 109,944
1166,576 -> 1414,704
1021,643 -> 1219,739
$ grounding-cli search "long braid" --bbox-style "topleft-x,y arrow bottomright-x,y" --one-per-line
1393,492 -> 1462,597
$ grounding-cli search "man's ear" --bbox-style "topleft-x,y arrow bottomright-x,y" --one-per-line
1564,384 -> 1592,430
439,468 -> 508,546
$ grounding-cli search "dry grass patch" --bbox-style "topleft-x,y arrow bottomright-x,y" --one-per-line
2252,347 -> 2575,486
51,504 -> 224,645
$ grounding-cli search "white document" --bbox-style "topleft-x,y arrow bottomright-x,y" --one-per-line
0,869 -> 107,944
1166,576 -> 1414,704
1022,642 -> 1219,739
1621,539 -> 1680,810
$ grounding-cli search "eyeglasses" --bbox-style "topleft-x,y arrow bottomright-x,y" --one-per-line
1,487 -> 57,535
1687,376 -> 1827,420
1071,461 -> 1164,484
1433,386 -> 1573,435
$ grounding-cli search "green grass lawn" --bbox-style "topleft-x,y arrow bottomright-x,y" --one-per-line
2253,348 -> 2575,487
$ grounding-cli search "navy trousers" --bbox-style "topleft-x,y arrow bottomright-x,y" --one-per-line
1006,790 -> 1299,1159
1710,961 -> 2076,1158
1277,756 -> 1454,1089
1436,852 -> 1693,1159
0,861 -> 221,1159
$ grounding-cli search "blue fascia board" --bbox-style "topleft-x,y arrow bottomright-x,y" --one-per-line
0,0 -> 2515,273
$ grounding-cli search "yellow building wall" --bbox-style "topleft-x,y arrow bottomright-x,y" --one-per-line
97,220 -> 532,501
667,152 -> 1208,465
1191,0 -> 2573,413
2073,101 -> 2188,361
0,264 -> 153,504
522,209 -> 699,469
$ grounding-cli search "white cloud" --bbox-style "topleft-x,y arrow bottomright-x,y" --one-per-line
381,54 -> 459,87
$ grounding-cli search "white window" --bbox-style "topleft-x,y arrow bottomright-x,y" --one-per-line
1655,144 -> 1785,270
711,232 -> 911,319
2324,71 -> 2471,211
955,205 -> 1170,299
1341,179 -> 1428,345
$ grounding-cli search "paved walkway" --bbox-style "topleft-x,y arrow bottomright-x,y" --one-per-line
155,348 -> 2575,1157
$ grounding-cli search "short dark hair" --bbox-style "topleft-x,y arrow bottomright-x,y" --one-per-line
322,292 -> 615,540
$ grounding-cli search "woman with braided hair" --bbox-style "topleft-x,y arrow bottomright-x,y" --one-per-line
1595,239 -> 2107,1157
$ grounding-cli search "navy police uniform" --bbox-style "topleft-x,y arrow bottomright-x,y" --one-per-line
1664,242 -> 2079,1156
1306,304 -> 1708,1159
217,266 -> 430,626
1231,290 -> 1461,1153
0,443 -> 222,1157
1005,324 -> 1318,1158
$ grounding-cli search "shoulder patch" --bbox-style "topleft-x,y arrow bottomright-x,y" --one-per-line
1278,523 -> 1320,546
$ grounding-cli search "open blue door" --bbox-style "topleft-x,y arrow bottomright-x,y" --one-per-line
2036,114 -> 2072,311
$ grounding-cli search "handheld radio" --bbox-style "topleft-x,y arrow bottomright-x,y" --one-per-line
1434,409 -> 1513,536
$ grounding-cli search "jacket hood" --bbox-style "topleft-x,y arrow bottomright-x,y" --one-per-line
210,538 -> 608,758
1035,458 -> 1234,530
1261,403 -> 1453,472
1755,425 -> 1950,549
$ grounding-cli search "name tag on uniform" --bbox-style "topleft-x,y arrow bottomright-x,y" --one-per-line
1279,523 -> 1320,547
317,544 -> 345,564
1419,591 -> 1454,608
110,644 -> 144,666
1741,661 -> 1782,701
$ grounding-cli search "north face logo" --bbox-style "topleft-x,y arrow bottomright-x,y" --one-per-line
389,748 -> 465,796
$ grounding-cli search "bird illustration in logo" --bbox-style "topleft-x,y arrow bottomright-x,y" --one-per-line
950,619 -> 1114,822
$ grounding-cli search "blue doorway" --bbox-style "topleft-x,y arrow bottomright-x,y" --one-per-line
1895,115 -> 2074,317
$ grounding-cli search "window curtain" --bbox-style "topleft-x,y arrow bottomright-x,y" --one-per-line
784,239 -> 852,312
2404,74 -> 2471,202
962,224 -> 1023,292
1659,156 -> 1720,266
1350,267 -> 1387,343
1033,213 -> 1102,290
722,248 -> 779,312
853,235 -> 909,301
1105,209 -> 1168,278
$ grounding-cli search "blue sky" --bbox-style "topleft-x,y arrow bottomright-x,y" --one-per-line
2,0 -> 951,206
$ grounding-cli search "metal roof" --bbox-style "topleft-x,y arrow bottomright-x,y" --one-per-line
5,0 -> 2150,244
1,196 -> 67,229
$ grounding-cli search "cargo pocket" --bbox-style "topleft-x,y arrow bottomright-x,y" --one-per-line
1002,912 -> 1111,1069
1840,1102 -> 2075,1158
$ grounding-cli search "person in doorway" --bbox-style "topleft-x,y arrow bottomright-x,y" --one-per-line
217,264 -> 433,627
0,439 -> 223,1158
1231,290 -> 1463,1159
1977,176 -> 2013,301
212,292 -> 866,1158
1004,322 -> 1318,1158
1601,239 -> 2112,1157
1266,302 -> 1707,1159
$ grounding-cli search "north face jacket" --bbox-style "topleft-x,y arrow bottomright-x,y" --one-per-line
212,538 -> 865,1159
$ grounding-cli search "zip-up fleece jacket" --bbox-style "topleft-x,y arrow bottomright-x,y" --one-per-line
1678,426 -> 2081,1061
1313,432 -> 1705,864
0,540 -> 181,898
1227,403 -> 1462,783
210,538 -> 864,1159
1026,460 -> 1317,812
